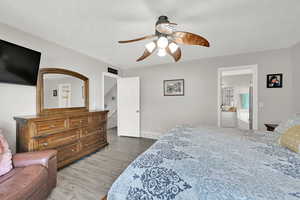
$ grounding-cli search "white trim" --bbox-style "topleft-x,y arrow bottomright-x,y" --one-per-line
217,65 -> 258,130
101,72 -> 121,110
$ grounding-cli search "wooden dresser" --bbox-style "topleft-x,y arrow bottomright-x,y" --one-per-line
14,110 -> 108,168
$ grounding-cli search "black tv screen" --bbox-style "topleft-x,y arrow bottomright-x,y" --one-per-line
0,39 -> 41,86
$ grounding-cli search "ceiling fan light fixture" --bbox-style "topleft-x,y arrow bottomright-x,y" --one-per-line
157,36 -> 169,49
168,42 -> 178,53
145,41 -> 156,53
118,16 -> 210,62
157,48 -> 167,57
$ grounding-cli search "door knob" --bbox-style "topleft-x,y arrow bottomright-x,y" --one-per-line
136,110 -> 140,113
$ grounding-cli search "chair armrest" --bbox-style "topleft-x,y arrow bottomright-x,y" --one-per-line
13,150 -> 57,168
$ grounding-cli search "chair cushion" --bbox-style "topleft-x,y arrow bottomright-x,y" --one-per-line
279,125 -> 300,153
0,130 -> 12,176
0,165 -> 48,200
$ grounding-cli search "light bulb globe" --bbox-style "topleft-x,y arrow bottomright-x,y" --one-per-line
157,48 -> 166,57
168,42 -> 178,53
145,42 -> 156,53
157,37 -> 169,49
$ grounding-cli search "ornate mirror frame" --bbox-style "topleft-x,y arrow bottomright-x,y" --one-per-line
37,68 -> 89,115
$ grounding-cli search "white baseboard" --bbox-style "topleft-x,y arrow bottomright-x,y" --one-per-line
141,131 -> 162,139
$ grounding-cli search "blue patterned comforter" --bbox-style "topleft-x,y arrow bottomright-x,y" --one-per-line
108,126 -> 300,200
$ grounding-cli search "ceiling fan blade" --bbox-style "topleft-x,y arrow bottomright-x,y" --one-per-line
166,46 -> 182,62
136,47 -> 157,62
118,35 -> 155,43
172,31 -> 210,47
155,23 -> 177,35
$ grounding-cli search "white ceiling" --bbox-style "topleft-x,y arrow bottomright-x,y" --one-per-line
0,0 -> 300,69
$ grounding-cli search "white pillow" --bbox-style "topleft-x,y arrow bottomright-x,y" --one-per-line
0,130 -> 13,176
275,114 -> 300,134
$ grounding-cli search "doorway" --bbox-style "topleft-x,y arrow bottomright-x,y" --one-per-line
58,83 -> 71,108
102,73 -> 141,137
217,65 -> 258,130
102,72 -> 119,130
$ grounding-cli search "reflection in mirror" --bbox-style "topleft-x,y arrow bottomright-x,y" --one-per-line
43,74 -> 85,109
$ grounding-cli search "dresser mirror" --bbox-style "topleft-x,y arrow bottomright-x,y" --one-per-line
37,68 -> 89,115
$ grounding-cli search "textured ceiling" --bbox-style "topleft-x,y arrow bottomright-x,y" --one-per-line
0,0 -> 300,69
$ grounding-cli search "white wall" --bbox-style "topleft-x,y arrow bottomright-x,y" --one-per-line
291,42 -> 300,112
0,23 -> 112,152
222,75 -> 252,89
104,76 -> 118,129
104,76 -> 117,96
105,85 -> 118,129
124,48 -> 294,137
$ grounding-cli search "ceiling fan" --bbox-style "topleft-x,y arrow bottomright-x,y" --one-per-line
118,15 -> 210,62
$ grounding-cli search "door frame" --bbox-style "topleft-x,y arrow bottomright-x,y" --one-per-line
101,72 -> 121,110
217,65 -> 258,129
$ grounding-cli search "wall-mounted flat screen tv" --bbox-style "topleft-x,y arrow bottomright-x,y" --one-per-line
0,39 -> 41,86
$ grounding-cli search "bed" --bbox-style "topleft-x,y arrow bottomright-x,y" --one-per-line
107,126 -> 300,200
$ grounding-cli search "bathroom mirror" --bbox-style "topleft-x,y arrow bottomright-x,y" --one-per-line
37,68 -> 89,115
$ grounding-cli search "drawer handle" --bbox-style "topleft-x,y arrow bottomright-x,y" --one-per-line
50,125 -> 56,128
71,149 -> 75,152
42,142 -> 48,146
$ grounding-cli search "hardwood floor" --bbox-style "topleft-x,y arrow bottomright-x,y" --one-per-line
48,128 -> 156,200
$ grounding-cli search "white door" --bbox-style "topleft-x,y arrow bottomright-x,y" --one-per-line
58,83 -> 71,108
117,77 -> 140,137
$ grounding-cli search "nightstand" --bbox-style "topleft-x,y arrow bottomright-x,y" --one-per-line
264,124 -> 279,132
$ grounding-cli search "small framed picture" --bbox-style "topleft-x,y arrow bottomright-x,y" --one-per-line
164,79 -> 184,96
267,73 -> 283,88
53,89 -> 58,97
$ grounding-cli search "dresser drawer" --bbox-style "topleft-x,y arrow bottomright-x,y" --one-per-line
36,129 -> 80,150
57,142 -> 80,162
34,119 -> 67,135
15,111 -> 108,168
69,116 -> 88,129
89,118 -> 106,130
81,127 -> 105,137
83,142 -> 103,152
81,132 -> 105,148
89,113 -> 106,124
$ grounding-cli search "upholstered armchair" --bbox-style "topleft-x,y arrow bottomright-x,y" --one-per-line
0,150 -> 57,200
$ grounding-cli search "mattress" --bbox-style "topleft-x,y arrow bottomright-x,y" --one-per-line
108,126 -> 300,200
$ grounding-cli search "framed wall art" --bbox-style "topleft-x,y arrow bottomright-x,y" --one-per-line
267,73 -> 283,88
164,79 -> 184,96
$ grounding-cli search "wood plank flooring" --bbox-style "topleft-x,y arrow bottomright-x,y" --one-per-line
48,128 -> 156,200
